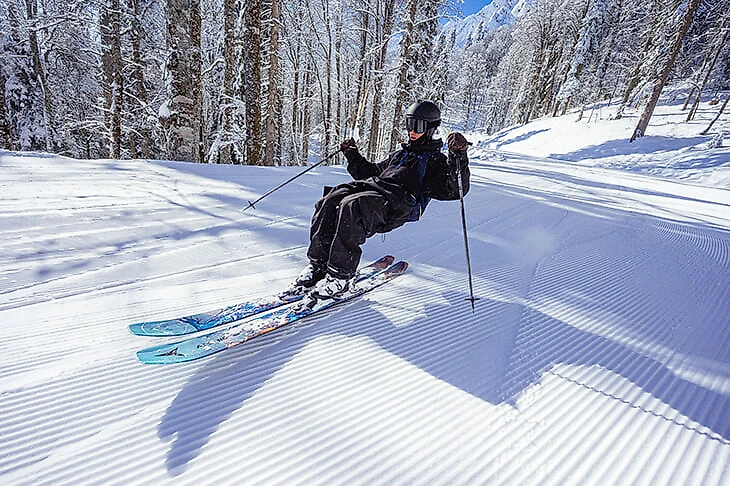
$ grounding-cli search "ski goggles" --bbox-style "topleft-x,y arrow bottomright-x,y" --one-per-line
405,117 -> 429,134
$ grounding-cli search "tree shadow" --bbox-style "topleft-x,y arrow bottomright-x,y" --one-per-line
554,135 -> 710,163
487,128 -> 551,150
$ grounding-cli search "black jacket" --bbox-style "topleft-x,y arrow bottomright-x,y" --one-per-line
343,137 -> 470,210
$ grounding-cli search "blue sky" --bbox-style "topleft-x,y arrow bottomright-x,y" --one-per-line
461,0 -> 492,16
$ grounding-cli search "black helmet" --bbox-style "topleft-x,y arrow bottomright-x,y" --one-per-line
405,100 -> 441,137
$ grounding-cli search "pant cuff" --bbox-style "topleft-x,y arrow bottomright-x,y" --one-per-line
327,265 -> 355,280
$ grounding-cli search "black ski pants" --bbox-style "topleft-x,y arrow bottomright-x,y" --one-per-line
307,180 -> 411,279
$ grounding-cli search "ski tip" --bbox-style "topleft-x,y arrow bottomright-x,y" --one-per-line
128,324 -> 146,336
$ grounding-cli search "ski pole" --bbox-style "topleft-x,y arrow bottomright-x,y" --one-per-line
454,152 -> 479,312
243,149 -> 342,211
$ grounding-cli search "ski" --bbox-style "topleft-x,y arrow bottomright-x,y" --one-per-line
129,255 -> 395,337
136,261 -> 408,364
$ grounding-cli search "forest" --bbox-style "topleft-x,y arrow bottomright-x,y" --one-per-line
1,0 -> 728,165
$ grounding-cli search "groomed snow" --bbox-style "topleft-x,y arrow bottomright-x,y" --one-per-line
1,96 -> 729,485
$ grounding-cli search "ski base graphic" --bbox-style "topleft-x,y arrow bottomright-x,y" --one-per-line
129,255 -> 394,337
136,261 -> 407,364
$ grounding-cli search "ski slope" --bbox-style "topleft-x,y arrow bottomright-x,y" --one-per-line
1,100 -> 729,484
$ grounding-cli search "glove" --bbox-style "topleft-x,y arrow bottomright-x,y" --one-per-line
340,138 -> 358,154
447,132 -> 470,152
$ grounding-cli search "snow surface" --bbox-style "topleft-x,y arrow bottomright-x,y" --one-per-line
1,96 -> 729,485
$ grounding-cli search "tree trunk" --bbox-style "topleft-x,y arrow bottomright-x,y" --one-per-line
300,59 -> 313,166
219,0 -> 236,164
615,0 -> 661,120
367,0 -> 395,161
265,0 -> 281,166
25,0 -> 55,152
334,7 -> 344,146
128,0 -> 151,159
290,40 -> 301,166
390,0 -> 417,152
682,86 -> 696,111
353,0 -> 371,142
686,12 -> 729,121
700,95 -> 729,135
323,1 -> 333,158
100,0 -> 123,159
160,0 -> 203,162
631,0 -> 700,142
0,70 -> 12,149
243,0 -> 264,165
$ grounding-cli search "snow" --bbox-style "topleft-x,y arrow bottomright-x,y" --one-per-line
1,95 -> 729,485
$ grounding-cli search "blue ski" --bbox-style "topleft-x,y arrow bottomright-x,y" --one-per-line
136,261 -> 408,364
129,255 -> 395,336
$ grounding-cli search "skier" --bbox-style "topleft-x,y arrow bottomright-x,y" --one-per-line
285,100 -> 471,299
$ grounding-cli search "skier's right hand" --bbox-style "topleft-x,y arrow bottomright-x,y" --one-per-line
340,138 -> 358,155
447,132 -> 470,152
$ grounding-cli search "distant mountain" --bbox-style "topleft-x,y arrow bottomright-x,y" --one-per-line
441,0 -> 532,48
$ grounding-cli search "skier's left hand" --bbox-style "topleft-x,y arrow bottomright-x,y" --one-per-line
447,132 -> 471,152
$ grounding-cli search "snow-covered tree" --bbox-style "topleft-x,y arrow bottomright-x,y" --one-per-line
682,2 -> 730,121
159,0 -> 203,162
241,0 -> 264,165
265,0 -> 283,166
365,0 -> 397,162
0,66 -> 9,149
631,0 -> 701,141
555,0 -> 609,117
100,0 -> 124,159
389,0 -> 444,151
1,0 -> 725,161
0,0 -> 52,151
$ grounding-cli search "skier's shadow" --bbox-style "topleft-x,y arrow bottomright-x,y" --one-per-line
159,287 -> 730,475
157,317 -> 314,475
